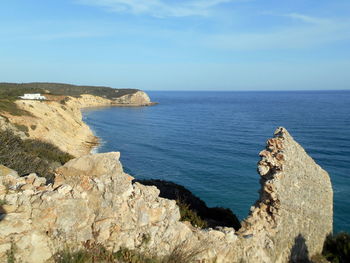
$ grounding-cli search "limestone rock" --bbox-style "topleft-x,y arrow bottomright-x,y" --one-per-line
113,91 -> 152,105
0,128 -> 333,263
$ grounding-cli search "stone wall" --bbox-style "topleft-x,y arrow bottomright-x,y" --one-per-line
0,128 -> 333,262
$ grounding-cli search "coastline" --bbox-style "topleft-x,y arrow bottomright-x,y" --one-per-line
2,92 -> 155,157
81,113 -> 102,154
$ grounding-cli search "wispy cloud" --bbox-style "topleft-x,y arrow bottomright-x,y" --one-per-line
76,0 -> 234,17
283,13 -> 331,25
34,31 -> 106,41
202,16 -> 350,50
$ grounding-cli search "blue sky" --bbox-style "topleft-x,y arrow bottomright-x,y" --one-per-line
0,0 -> 349,90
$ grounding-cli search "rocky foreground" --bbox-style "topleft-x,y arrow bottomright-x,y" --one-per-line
0,127 -> 333,263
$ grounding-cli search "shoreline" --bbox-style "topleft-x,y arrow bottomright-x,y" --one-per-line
3,92 -> 156,157
81,101 -> 158,155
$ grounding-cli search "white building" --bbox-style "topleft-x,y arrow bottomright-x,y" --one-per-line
19,93 -> 46,100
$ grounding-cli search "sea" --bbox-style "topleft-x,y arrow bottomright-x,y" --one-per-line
82,90 -> 350,233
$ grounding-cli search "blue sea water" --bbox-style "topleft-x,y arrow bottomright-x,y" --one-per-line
82,91 -> 350,233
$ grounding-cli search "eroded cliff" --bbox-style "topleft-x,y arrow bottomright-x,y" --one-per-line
1,91 -> 153,157
0,127 -> 333,263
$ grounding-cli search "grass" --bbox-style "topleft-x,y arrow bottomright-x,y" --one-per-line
0,129 -> 73,181
53,243 -> 115,263
176,199 -> 207,228
53,241 -> 204,263
6,240 -> 16,263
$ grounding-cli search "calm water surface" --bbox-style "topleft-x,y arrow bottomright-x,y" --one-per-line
83,91 -> 350,233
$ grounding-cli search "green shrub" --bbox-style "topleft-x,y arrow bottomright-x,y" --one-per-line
115,247 -> 158,263
22,139 -> 73,164
0,82 -> 138,100
0,199 -> 8,206
0,130 -> 73,180
6,240 -> 16,263
54,244 -> 115,263
137,179 -> 241,230
322,232 -> 350,263
13,123 -> 29,133
54,242 -> 203,263
176,199 -> 207,228
0,100 -> 32,116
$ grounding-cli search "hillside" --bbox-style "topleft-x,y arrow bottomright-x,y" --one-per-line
0,82 -> 139,100
0,82 -> 153,156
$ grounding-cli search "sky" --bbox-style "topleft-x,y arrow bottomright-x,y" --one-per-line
0,0 -> 349,90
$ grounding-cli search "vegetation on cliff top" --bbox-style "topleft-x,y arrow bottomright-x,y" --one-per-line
0,82 -> 139,100
0,130 -> 73,181
0,82 -> 139,117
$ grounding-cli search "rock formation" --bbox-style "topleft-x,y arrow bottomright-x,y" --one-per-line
0,127 -> 333,262
113,91 -> 153,106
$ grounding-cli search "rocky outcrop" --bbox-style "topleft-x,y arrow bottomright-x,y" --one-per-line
229,127 -> 333,262
0,128 -> 333,262
0,153 -> 237,263
2,91 -> 154,157
113,91 -> 153,106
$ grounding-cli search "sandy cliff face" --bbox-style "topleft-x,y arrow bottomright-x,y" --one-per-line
0,128 -> 333,263
2,91 -> 153,157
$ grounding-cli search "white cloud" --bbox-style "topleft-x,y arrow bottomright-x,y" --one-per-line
201,13 -> 350,50
284,13 -> 331,25
34,31 -> 106,41
76,0 -> 234,17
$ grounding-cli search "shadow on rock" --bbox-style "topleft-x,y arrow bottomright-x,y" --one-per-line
0,205 -> 6,222
135,179 -> 241,230
290,234 -> 310,263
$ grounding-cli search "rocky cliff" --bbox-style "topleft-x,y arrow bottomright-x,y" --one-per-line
0,127 -> 333,262
1,91 -> 153,157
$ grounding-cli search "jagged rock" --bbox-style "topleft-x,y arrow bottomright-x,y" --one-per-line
0,128 -> 333,263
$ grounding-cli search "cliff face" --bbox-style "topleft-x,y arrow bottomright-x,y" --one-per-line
0,127 -> 333,263
113,90 -> 152,105
1,91 -> 153,157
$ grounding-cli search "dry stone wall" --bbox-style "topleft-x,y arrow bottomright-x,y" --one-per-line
0,128 -> 333,262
